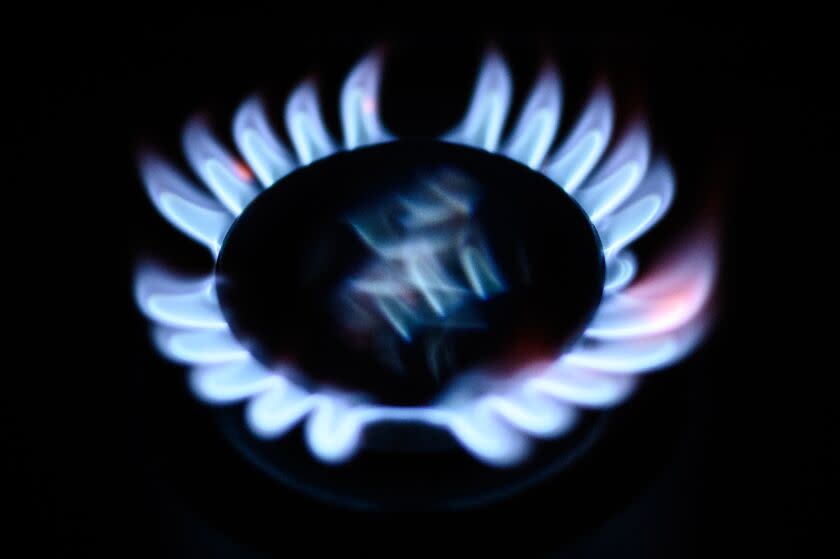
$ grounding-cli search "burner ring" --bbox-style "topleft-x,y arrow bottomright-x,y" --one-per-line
134,47 -> 715,481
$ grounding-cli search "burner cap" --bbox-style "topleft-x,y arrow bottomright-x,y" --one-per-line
216,139 -> 604,405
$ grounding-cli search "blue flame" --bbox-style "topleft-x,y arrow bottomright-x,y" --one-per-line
341,49 -> 391,149
138,155 -> 232,254
134,49 -> 717,467
543,85 -> 613,193
183,117 -> 260,214
574,124 -> 650,222
233,96 -> 296,186
445,50 -> 512,152
501,65 -> 562,168
285,81 -> 337,164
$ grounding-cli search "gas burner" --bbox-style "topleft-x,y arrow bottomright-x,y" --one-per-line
134,49 -> 716,506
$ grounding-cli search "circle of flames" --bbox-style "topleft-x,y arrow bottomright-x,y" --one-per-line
134,50 -> 716,466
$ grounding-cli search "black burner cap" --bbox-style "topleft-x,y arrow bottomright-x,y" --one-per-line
216,139 -> 604,405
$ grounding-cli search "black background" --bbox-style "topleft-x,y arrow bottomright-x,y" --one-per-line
13,28 -> 832,556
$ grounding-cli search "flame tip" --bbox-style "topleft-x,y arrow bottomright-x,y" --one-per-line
364,44 -> 388,61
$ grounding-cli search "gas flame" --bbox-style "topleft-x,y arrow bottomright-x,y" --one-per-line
135,49 -> 717,466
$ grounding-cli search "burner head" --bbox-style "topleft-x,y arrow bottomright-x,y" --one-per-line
216,139 -> 604,405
